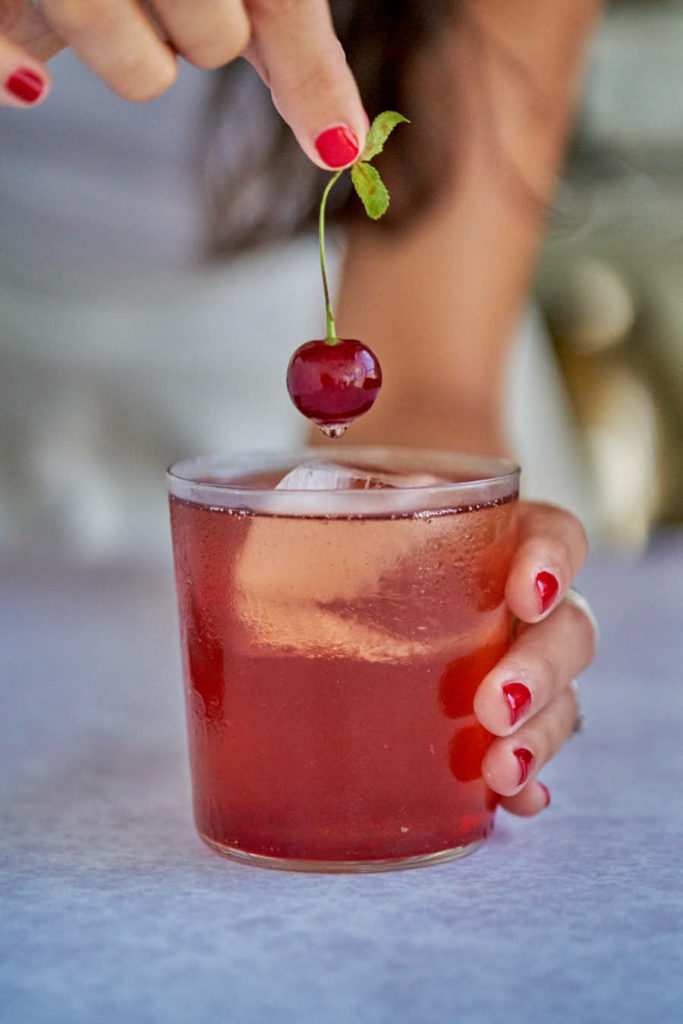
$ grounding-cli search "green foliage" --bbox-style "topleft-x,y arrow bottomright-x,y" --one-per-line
360,111 -> 410,163
316,112 -> 409,338
351,162 -> 390,220
350,111 -> 409,220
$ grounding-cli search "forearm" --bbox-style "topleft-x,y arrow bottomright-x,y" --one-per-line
331,0 -> 604,455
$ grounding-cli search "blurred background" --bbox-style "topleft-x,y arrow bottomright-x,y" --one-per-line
0,0 -> 680,563
536,0 -> 683,552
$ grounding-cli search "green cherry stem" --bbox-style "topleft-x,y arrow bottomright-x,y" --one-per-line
319,169 -> 342,345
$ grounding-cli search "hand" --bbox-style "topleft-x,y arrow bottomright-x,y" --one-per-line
475,501 -> 595,815
0,0 -> 367,169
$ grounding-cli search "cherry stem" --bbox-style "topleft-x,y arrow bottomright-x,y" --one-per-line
319,169 -> 342,345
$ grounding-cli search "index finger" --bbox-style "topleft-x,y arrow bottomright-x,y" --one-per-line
244,0 -> 367,168
505,502 -> 589,624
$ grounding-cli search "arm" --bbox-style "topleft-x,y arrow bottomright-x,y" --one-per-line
330,0 -> 604,455
321,2 -> 601,819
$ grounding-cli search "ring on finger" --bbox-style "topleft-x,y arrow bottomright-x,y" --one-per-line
564,585 -> 600,650
570,679 -> 586,736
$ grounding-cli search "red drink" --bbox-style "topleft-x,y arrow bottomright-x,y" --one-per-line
168,450 -> 519,871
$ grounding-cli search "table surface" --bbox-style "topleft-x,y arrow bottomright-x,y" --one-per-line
1,534 -> 682,1024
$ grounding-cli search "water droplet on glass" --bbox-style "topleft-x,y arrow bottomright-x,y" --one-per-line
318,423 -> 349,440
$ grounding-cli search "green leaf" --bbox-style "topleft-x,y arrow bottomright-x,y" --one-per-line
351,162 -> 390,220
360,111 -> 409,162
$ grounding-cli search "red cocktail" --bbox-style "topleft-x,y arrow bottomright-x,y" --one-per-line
168,449 -> 519,871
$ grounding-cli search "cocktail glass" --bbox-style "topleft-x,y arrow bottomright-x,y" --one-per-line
168,448 -> 519,872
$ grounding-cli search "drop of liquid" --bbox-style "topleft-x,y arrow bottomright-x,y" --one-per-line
319,423 -> 349,440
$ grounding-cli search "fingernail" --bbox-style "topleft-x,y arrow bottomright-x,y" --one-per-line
5,68 -> 44,104
538,782 -> 551,808
315,124 -> 360,168
502,682 -> 532,726
513,746 -> 535,786
535,571 -> 559,614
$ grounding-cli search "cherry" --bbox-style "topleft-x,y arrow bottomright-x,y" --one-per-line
287,338 -> 382,437
285,114 -> 406,437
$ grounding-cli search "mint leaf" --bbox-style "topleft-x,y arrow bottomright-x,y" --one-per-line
360,111 -> 409,163
351,162 -> 390,219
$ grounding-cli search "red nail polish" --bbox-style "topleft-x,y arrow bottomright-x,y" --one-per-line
513,747 -> 535,786
538,782 -> 551,808
502,682 -> 532,726
536,571 -> 559,614
5,68 -> 44,104
315,125 -> 360,168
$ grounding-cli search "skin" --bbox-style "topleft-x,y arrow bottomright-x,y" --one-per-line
1,0 -> 604,815
0,0 -> 368,168
330,0 -> 604,815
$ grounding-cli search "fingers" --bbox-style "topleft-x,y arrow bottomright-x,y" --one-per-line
498,779 -> 551,817
244,0 -> 367,169
40,0 -> 177,101
473,578 -> 596,817
474,599 -> 596,737
506,502 -> 589,624
152,0 -> 250,69
3,0 -> 367,167
482,682 -> 579,799
0,32 -> 49,106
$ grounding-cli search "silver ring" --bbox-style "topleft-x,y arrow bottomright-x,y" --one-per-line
564,585 -> 600,650
570,679 -> 585,736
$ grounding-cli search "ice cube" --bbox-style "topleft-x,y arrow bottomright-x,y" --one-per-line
275,459 -> 445,492
231,459 -> 507,661
233,512 -> 443,660
232,501 -> 505,661
232,468 -> 482,660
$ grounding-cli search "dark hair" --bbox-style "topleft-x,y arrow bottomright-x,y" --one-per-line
202,1 -> 461,255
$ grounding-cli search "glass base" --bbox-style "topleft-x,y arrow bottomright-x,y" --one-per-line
200,834 -> 485,873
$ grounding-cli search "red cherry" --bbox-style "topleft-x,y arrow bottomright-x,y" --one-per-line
286,338 -> 382,435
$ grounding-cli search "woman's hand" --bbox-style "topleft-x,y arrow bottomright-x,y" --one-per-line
0,0 -> 366,169
474,501 -> 596,815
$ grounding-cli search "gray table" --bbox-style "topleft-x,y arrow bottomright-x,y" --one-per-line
1,535 -> 682,1024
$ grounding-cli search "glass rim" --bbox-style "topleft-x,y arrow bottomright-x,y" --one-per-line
167,447 -> 520,517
